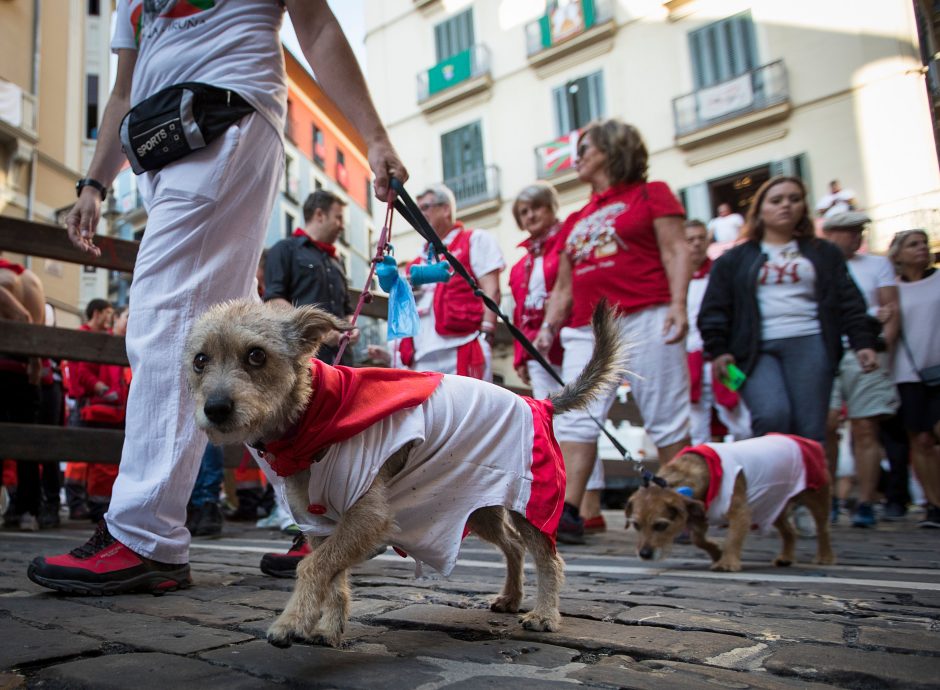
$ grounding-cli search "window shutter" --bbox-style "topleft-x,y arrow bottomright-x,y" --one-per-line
434,8 -> 474,62
679,182 -> 711,223
689,11 -> 756,88
553,85 -> 570,136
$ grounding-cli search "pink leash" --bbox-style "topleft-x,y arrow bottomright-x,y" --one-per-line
332,191 -> 396,365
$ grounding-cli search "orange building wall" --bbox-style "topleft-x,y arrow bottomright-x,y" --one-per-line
283,49 -> 371,210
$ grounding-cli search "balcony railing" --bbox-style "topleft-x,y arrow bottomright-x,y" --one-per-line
445,165 -> 500,209
0,79 -> 38,140
525,0 -> 614,57
534,129 -> 582,180
417,44 -> 491,103
672,60 -> 790,138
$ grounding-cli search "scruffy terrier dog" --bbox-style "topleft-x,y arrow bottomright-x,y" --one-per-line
625,435 -> 835,572
184,300 -> 623,648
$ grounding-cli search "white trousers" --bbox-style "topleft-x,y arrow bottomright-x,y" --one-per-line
689,361 -> 753,445
106,114 -> 283,563
413,336 -> 493,382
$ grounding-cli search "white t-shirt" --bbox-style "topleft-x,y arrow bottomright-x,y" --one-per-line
112,0 -> 287,137
412,227 -> 505,360
892,269 -> 940,384
846,253 -> 896,314
703,435 -> 809,534
685,271 -> 708,353
707,214 -> 744,244
816,190 -> 857,218
757,240 -> 821,341
524,256 -> 549,311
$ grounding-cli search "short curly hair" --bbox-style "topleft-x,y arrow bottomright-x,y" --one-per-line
578,119 -> 649,186
511,182 -> 559,229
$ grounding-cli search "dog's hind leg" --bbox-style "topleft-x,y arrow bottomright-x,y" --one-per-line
508,511 -> 564,632
771,506 -> 797,567
467,507 -> 525,613
267,479 -> 393,648
804,486 -> 836,565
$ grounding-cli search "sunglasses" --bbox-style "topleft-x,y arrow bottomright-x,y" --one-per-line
576,142 -> 590,159
418,201 -> 444,212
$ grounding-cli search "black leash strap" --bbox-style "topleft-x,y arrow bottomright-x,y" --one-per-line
389,179 -> 665,488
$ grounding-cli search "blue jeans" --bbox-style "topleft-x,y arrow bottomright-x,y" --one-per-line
740,334 -> 832,443
190,443 -> 224,507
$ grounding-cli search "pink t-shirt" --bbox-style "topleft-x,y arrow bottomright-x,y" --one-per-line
564,181 -> 685,327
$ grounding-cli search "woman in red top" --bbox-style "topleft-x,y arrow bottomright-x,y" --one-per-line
535,119 -> 691,542
509,183 -> 568,398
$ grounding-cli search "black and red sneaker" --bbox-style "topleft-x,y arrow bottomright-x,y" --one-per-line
259,533 -> 311,578
27,521 -> 191,596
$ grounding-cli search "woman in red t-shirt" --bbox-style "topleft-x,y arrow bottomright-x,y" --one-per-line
535,119 -> 692,543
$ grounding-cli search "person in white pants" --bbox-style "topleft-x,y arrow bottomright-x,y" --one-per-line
28,0 -> 407,596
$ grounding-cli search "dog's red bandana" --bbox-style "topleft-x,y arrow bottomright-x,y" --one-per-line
260,359 -> 443,477
671,444 -> 724,509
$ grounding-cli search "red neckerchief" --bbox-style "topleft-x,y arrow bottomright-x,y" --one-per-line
517,222 -> 562,283
0,259 -> 25,275
259,359 -> 443,477
691,257 -> 712,280
670,444 -> 723,510
293,228 -> 337,258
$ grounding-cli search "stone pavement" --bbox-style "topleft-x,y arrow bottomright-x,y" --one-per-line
1,509 -> 938,689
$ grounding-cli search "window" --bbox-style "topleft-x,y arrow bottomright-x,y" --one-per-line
284,210 -> 297,238
88,0 -> 100,16
434,8 -> 474,62
312,125 -> 325,168
85,74 -> 99,139
553,70 -> 604,136
441,121 -> 484,183
336,149 -> 348,189
284,153 -> 299,200
689,12 -> 757,89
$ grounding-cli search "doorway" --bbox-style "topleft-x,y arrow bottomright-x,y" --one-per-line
707,164 -> 770,218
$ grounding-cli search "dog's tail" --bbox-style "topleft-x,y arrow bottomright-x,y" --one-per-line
548,301 -> 625,415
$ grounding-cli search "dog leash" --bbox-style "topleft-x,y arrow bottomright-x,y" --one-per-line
388,178 -> 666,488
333,190 -> 397,365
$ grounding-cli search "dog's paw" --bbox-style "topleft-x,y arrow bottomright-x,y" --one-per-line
520,610 -> 560,632
772,555 -> 793,567
266,625 -> 295,649
710,559 -> 742,572
490,594 -> 521,613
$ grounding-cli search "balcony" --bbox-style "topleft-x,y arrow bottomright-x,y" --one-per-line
525,0 -> 616,73
0,79 -> 38,149
417,44 -> 492,117
446,165 -> 501,218
672,60 -> 791,149
534,129 -> 584,189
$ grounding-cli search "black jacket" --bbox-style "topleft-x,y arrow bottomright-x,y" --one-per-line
698,237 -> 876,377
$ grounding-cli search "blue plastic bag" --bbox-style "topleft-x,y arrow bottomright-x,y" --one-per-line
385,268 -> 420,340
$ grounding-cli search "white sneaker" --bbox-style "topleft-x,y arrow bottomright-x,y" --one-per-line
255,504 -> 295,531
792,505 -> 817,538
19,512 -> 39,532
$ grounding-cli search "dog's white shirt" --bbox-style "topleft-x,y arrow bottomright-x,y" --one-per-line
702,435 -> 809,534
256,375 -> 561,576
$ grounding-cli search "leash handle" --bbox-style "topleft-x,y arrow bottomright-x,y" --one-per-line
333,189 -> 397,364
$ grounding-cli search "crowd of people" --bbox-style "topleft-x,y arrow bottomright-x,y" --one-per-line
1,1 -> 935,601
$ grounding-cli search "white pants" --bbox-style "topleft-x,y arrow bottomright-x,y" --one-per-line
413,336 -> 493,382
526,359 -> 605,491
554,305 -> 690,448
690,362 -> 753,445
106,114 -> 283,563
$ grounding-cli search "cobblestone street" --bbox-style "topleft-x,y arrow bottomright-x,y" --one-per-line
1,509 -> 938,689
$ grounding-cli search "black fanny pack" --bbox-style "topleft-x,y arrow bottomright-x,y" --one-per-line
120,82 -> 254,174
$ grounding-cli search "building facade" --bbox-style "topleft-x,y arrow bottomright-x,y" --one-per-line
365,0 -> 939,383
1,0 -> 115,327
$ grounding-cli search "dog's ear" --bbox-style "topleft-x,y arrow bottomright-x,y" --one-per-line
287,305 -> 352,352
683,496 -> 708,529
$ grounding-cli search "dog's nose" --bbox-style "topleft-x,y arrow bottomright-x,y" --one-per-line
204,396 -> 234,424
638,546 -> 654,560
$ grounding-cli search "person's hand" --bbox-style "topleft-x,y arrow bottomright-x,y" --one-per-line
101,390 -> 119,403
713,354 -> 736,383
515,364 -> 531,386
65,188 -> 103,257
856,348 -> 878,373
347,327 -> 361,345
367,344 -> 391,366
368,137 -> 408,202
662,302 -> 688,345
0,293 -> 32,323
533,325 -> 555,355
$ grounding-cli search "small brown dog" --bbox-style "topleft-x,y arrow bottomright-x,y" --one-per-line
184,300 -> 623,647
626,435 -> 835,571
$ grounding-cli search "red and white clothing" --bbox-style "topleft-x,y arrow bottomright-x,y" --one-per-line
674,434 -> 828,534
564,180 -> 684,327
397,224 -> 504,381
255,360 -> 566,576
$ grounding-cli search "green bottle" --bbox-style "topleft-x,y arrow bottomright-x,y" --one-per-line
721,363 -> 747,391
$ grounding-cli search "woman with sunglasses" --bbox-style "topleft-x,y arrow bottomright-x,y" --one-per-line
887,229 -> 940,528
534,119 -> 691,543
698,176 -> 876,449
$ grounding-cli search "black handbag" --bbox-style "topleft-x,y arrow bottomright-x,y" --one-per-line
119,82 -> 254,174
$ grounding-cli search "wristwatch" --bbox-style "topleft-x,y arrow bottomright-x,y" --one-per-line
76,178 -> 107,200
